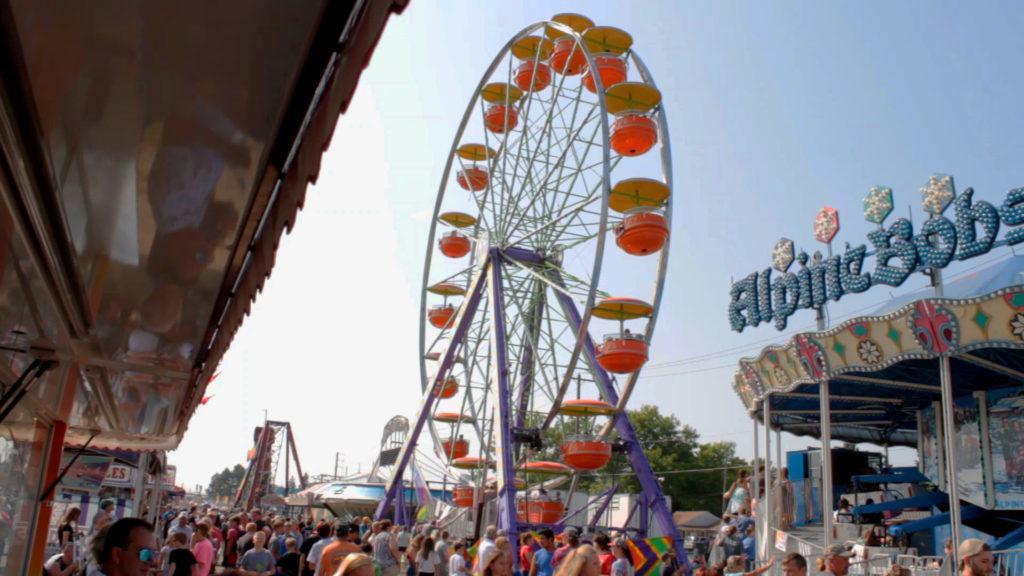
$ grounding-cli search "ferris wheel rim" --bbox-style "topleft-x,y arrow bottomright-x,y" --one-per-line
418,18 -> 673,472
596,49 -> 674,439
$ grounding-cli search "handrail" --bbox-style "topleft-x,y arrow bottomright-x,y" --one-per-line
602,332 -> 646,343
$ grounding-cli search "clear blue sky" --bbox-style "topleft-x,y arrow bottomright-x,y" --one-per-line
173,0 -> 1024,488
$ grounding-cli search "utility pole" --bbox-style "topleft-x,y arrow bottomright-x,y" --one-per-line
335,453 -> 340,479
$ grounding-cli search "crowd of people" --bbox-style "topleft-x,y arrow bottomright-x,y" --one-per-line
41,502 -> 668,576
40,495 -> 998,576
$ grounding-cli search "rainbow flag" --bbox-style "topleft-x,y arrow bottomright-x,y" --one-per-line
410,456 -> 432,522
626,536 -> 674,576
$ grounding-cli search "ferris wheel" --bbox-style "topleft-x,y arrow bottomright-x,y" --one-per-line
377,14 -> 684,561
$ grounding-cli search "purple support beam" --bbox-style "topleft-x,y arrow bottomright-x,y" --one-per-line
554,291 -> 690,572
513,284 -> 545,435
501,246 -> 547,265
375,259 -> 490,521
639,492 -> 649,534
488,250 -> 520,554
395,484 -> 405,525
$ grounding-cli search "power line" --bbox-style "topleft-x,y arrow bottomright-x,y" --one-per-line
596,464 -> 747,477
638,363 -> 738,379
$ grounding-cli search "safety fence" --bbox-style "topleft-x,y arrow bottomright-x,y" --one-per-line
994,548 -> 1024,576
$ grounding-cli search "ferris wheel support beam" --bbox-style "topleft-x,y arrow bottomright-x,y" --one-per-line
513,280 -> 546,446
488,249 -> 521,554
375,259 -> 490,522
553,290 -> 690,572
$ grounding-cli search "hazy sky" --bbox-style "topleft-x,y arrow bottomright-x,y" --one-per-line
171,0 -> 1024,490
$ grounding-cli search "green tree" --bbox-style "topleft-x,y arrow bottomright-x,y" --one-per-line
207,464 -> 247,499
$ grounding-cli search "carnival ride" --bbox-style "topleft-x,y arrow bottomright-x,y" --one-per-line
233,420 -> 306,510
367,416 -> 411,483
731,179 -> 1024,560
287,416 -> 452,522
376,13 -> 685,563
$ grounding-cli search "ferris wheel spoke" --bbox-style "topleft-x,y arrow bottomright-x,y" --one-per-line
501,91 -> 580,201
428,262 -> 479,292
503,256 -> 588,305
501,277 -> 547,410
490,55 -> 528,240
536,112 -> 608,246
497,63 -> 590,238
502,104 -> 601,241
501,127 -> 601,242
498,60 -> 560,240
506,191 -> 603,248
557,227 -> 613,253
548,265 -> 609,301
535,81 -> 594,217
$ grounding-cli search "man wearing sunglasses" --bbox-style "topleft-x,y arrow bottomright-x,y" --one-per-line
98,518 -> 159,576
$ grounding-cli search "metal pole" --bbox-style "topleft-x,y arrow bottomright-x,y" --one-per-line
939,356 -> 962,567
820,379 -> 833,547
763,398 -> 774,561
776,427 -> 783,530
133,453 -> 148,518
752,416 -> 760,560
487,251 -> 519,557
930,267 -> 961,565
776,429 -> 782,481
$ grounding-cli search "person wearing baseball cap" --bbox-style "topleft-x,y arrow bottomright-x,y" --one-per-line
958,539 -> 993,576
815,544 -> 853,576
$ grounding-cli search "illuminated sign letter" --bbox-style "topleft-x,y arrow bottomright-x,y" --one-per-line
869,218 -> 917,286
839,244 -> 871,294
954,188 -> 1000,260
1000,188 -> 1024,246
729,272 -> 760,332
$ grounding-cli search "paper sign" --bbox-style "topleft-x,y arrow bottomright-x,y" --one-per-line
775,530 -> 789,552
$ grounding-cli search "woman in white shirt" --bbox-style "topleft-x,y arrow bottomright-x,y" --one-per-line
419,537 -> 440,576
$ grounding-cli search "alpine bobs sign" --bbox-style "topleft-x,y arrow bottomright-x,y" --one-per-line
729,175 -> 1024,332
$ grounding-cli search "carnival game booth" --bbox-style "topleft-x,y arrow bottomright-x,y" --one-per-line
0,2 -> 406,574
728,176 -> 1024,571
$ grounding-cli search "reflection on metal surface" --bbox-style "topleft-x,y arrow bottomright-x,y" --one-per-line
8,0 -> 322,435
0,0 -> 406,455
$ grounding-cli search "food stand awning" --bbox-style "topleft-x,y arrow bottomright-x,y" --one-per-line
0,0 -> 408,450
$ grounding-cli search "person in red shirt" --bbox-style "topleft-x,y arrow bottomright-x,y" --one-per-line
224,516 -> 242,568
594,533 -> 614,576
519,533 -> 535,575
